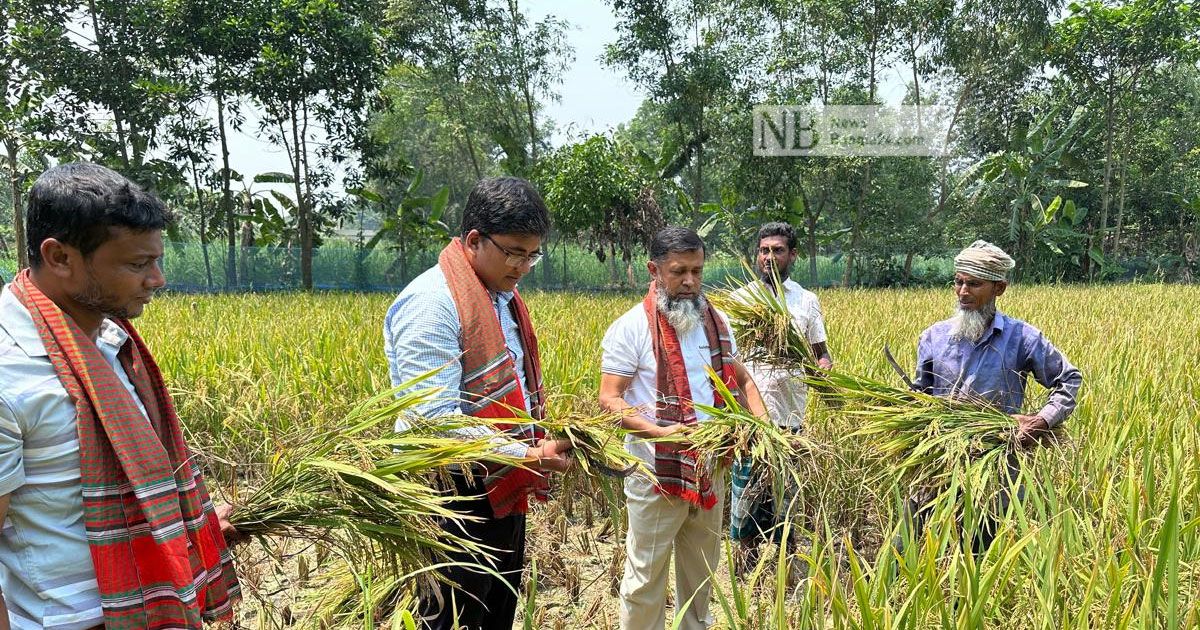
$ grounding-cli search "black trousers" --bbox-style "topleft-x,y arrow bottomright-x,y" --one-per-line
420,472 -> 527,630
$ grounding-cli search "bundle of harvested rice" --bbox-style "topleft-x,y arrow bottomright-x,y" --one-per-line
814,369 -> 1034,515
229,371 -> 525,573
535,411 -> 650,478
707,276 -> 816,370
676,366 -> 820,485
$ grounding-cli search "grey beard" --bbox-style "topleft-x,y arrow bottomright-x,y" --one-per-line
949,301 -> 997,343
655,286 -> 706,335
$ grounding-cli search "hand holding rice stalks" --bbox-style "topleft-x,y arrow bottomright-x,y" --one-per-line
676,366 -> 821,484
535,411 -> 651,478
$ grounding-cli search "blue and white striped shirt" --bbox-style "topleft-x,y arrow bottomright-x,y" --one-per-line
383,264 -> 532,458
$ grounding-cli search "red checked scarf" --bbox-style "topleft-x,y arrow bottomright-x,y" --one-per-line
439,238 -> 547,519
9,270 -> 239,630
644,282 -> 745,510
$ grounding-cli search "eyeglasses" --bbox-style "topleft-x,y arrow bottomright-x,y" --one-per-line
482,234 -> 543,268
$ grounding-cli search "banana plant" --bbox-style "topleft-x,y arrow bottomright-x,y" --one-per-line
347,170 -> 450,283
960,103 -> 1090,279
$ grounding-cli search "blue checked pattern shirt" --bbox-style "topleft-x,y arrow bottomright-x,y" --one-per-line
383,264 -> 532,458
0,285 -> 152,630
913,311 -> 1082,427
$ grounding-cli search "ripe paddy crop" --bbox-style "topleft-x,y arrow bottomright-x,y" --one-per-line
141,282 -> 1200,628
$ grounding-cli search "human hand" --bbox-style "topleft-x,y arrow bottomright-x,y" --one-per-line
528,444 -> 573,473
1012,414 -> 1050,449
653,422 -> 691,445
214,503 -> 243,545
817,357 -> 833,370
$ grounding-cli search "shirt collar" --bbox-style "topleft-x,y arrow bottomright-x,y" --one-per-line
973,310 -> 1008,346
491,289 -> 515,307
0,284 -> 129,357
0,284 -> 48,357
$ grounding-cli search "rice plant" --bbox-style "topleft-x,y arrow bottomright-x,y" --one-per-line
137,284 -> 1200,628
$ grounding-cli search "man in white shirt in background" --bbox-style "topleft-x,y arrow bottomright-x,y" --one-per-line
729,221 -> 833,572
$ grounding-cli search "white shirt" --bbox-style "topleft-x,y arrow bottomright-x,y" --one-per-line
600,302 -> 737,468
733,279 -> 828,428
733,278 -> 827,351
0,285 -> 149,630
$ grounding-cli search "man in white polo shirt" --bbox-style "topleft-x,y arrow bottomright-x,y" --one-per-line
728,221 -> 833,570
598,226 -> 767,630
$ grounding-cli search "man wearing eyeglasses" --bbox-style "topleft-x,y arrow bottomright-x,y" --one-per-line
899,240 -> 1081,552
384,176 -> 573,629
728,221 -> 832,573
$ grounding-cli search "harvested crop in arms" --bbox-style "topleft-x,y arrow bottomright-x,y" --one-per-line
228,368 -> 527,624
814,369 -> 1038,519
534,411 -> 651,478
707,274 -> 817,370
670,366 -> 821,486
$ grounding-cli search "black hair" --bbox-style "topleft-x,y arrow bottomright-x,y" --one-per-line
460,177 -> 550,238
649,226 -> 705,262
757,221 -> 797,251
26,162 -> 173,267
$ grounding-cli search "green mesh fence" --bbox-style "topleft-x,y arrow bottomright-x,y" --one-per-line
0,242 -> 956,292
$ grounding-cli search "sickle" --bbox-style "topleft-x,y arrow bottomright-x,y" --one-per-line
883,344 -> 916,390
586,454 -> 640,478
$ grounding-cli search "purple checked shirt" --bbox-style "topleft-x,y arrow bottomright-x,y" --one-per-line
914,312 -> 1082,427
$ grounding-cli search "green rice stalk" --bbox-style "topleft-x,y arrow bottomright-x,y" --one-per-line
813,369 -> 1034,518
707,273 -> 817,370
229,368 -> 527,577
675,366 -> 822,486
534,411 -> 651,478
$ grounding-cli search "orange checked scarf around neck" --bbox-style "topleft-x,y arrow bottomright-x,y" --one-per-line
439,239 -> 548,518
9,270 -> 239,630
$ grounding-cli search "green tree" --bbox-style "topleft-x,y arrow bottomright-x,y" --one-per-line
1050,0 -> 1200,258
536,134 -> 665,287
248,0 -> 389,290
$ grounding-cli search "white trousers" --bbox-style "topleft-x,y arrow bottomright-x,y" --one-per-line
619,474 -> 725,630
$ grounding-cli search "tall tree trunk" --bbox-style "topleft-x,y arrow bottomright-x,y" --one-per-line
179,101 -> 213,290
806,213 -> 819,286
1098,86 -> 1116,256
1112,112 -> 1134,257
300,94 -> 314,291
6,141 -> 26,269
216,83 -> 237,288
441,3 -> 483,179
507,0 -> 539,166
289,99 -> 312,291
86,0 -> 130,169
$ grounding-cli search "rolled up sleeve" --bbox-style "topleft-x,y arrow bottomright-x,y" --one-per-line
1026,332 -> 1082,428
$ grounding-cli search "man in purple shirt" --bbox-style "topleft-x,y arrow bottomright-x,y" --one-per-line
904,240 -> 1082,550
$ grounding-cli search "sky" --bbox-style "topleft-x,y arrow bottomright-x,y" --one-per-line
220,1 -> 646,182
216,0 -> 920,186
